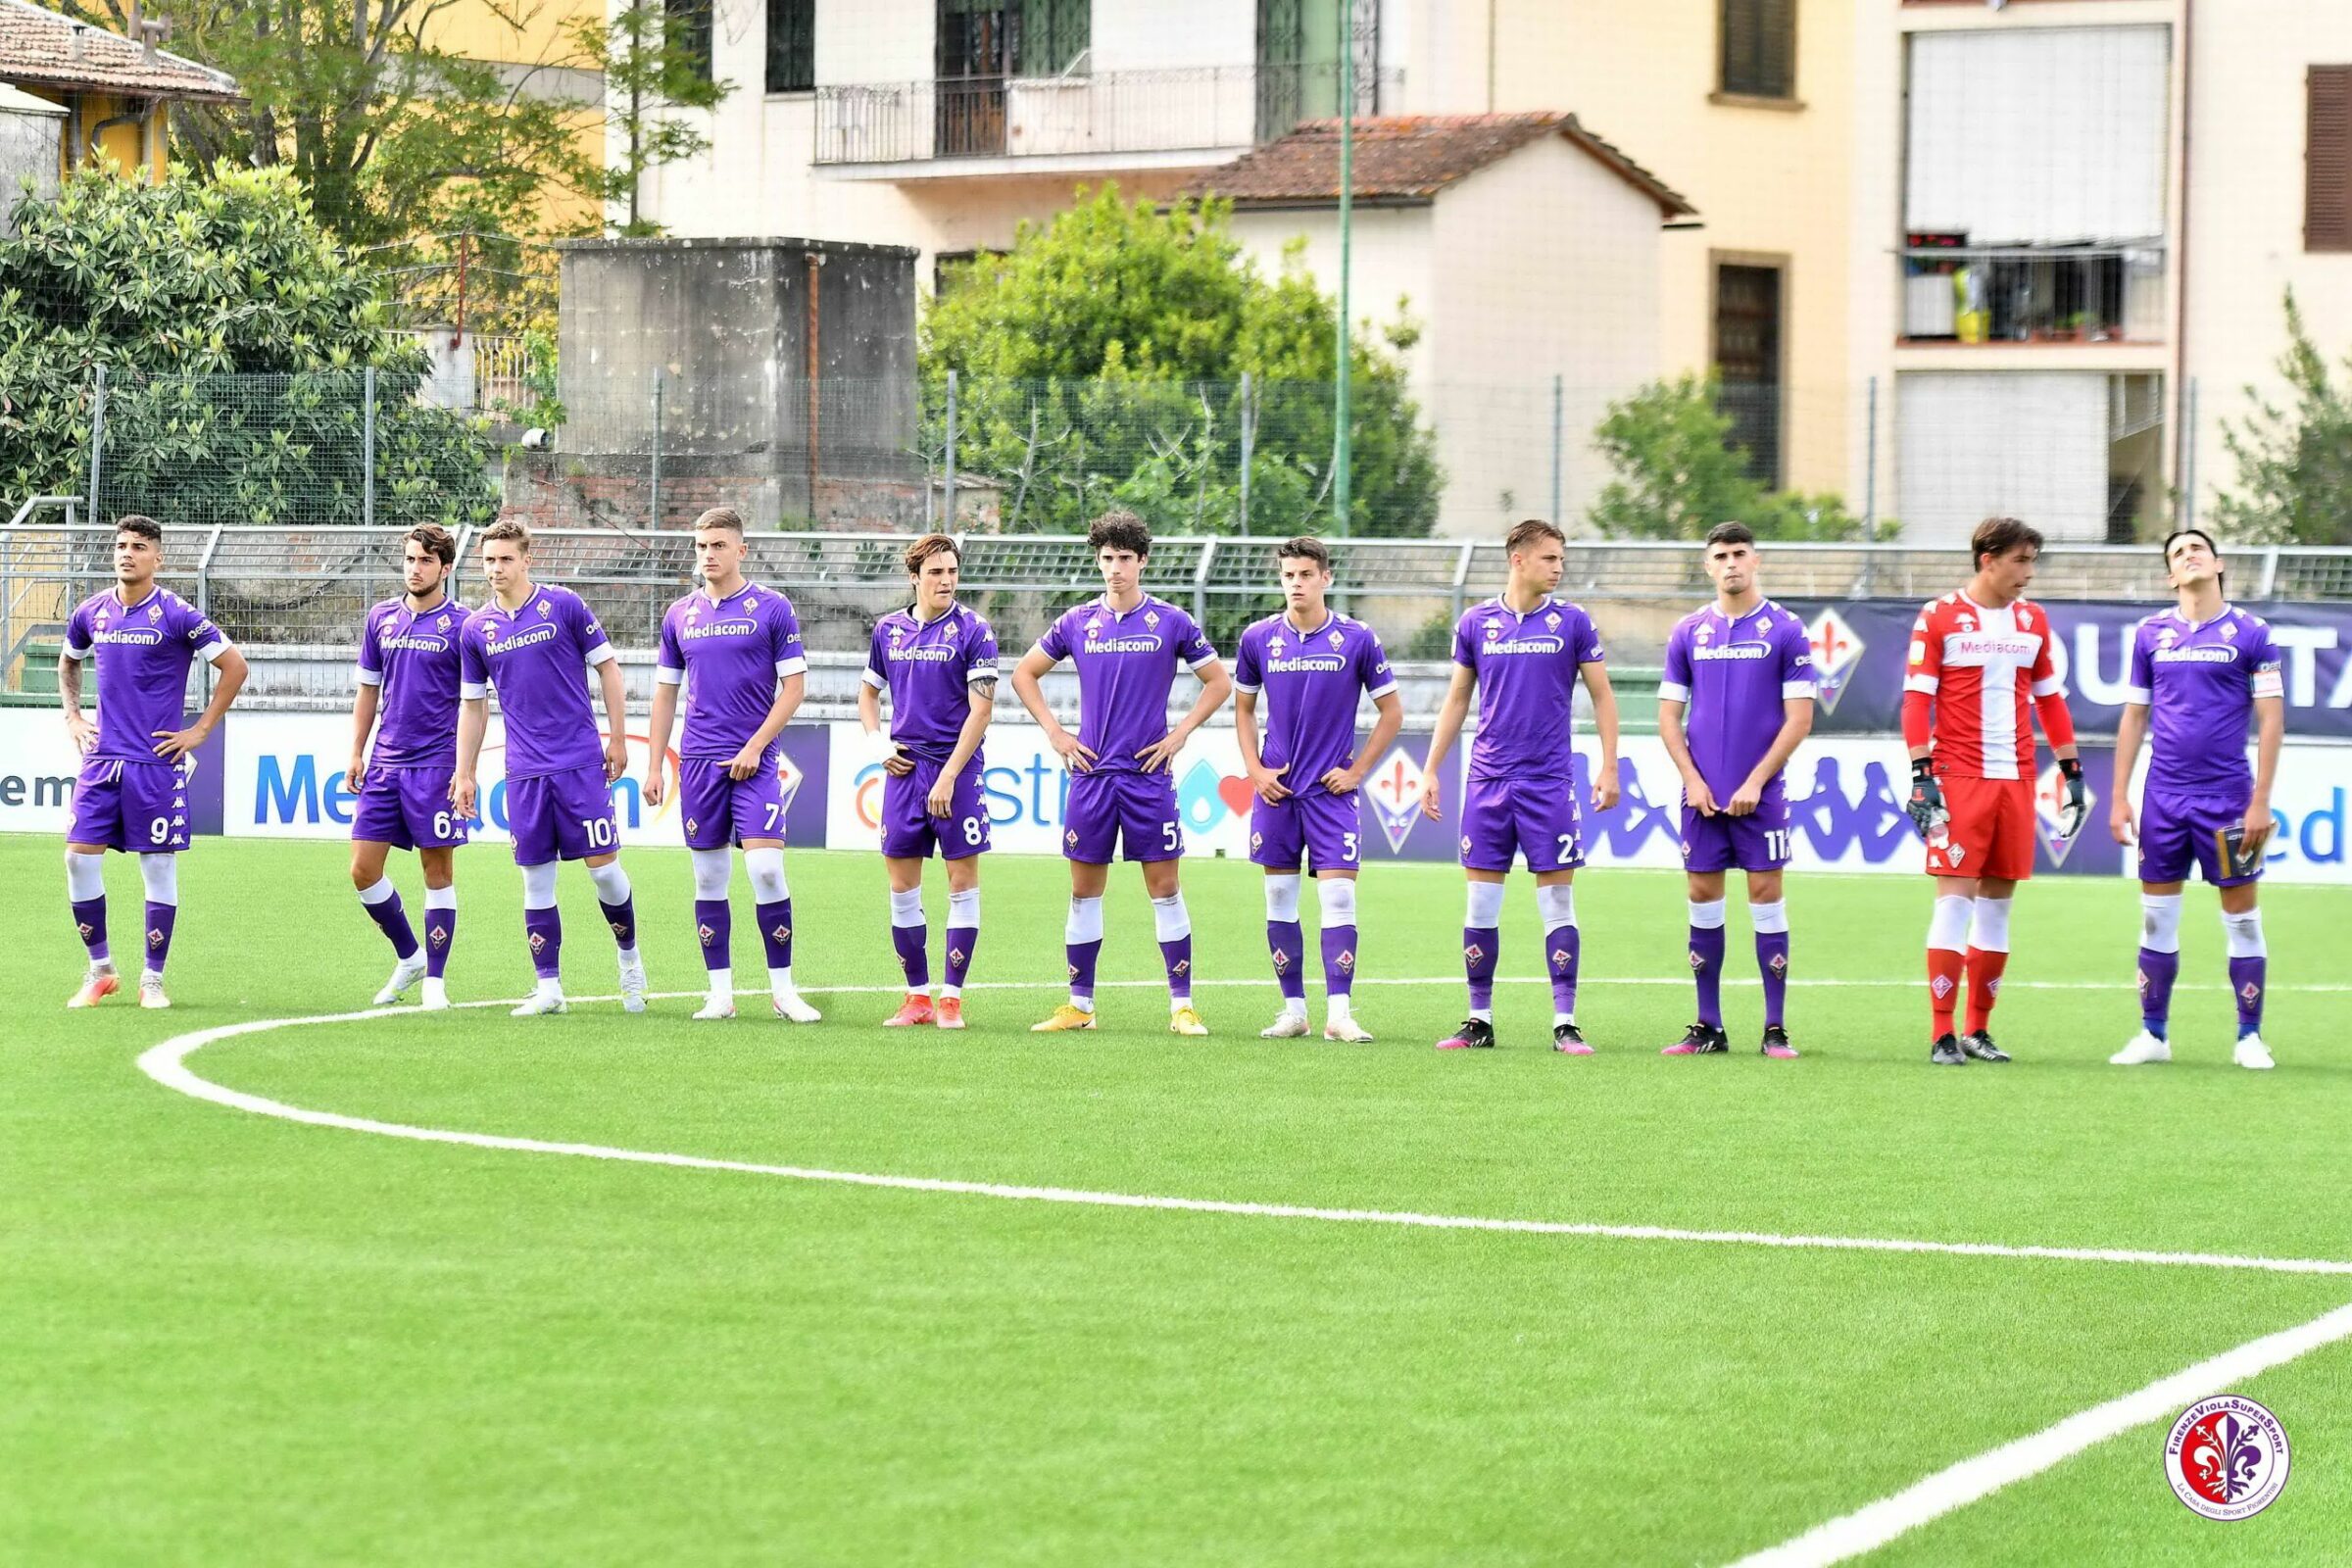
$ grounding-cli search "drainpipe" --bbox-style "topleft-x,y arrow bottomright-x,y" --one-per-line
91,104 -> 147,172
2170,0 -> 2195,519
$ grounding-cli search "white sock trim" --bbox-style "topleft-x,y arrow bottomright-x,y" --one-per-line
947,888 -> 980,927
1749,899 -> 1788,936
1263,873 -> 1302,923
2138,892 -> 2184,955
137,853 -> 179,905
1151,893 -> 1191,943
65,851 -> 104,902
520,860 -> 560,910
357,877 -> 397,906
424,885 -> 458,911
1065,895 -> 1104,945
889,888 -> 926,927
1927,894 -> 1971,953
1464,880 -> 1504,929
1687,898 -> 1728,931
1536,883 -> 1576,931
1971,896 -> 2013,955
2222,907 -> 2266,959
744,847 -> 788,905
690,848 -> 733,900
1316,876 -> 1357,923
588,861 -> 632,905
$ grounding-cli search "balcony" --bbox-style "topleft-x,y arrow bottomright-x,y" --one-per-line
1898,239 -> 2166,346
814,64 -> 1399,175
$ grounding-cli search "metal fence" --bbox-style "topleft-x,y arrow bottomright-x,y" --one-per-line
10,523 -> 2351,700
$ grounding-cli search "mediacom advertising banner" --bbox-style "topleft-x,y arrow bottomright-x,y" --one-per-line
818,717 -> 2349,884
1788,598 -> 2352,740
217,711 -> 829,849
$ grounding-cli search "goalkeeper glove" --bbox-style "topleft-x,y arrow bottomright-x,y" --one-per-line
1906,758 -> 1948,843
2056,758 -> 2087,842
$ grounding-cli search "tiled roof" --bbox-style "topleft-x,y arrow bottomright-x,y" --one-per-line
1183,112 -> 1694,220
0,0 -> 241,103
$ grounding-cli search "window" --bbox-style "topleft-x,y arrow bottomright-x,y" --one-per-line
1714,260 -> 1785,490
766,0 -> 813,93
2310,66 -> 2352,252
1719,0 -> 1794,101
664,0 -> 713,82
1018,0 -> 1089,76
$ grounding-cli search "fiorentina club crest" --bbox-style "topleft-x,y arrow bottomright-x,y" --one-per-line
2166,1396 -> 2291,1521
2034,760 -> 2092,867
1272,948 -> 1292,975
1804,607 -> 1865,714
1931,972 -> 1956,1002
770,921 -> 791,945
1336,949 -> 1354,974
1327,629 -> 1345,651
1363,746 -> 1427,854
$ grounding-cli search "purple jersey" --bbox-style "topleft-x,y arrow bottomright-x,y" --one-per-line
63,586 -> 229,762
1033,595 -> 1217,774
1659,599 -> 1814,799
2126,605 -> 2283,795
862,602 -> 1000,761
459,583 -> 613,780
1450,596 -> 1604,781
1232,611 -> 1396,781
654,581 -> 808,762
357,593 -> 466,769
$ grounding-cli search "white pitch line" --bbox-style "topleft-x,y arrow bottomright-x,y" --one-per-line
134,999 -> 2352,1279
804,975 -> 2351,995
1727,1298 -> 2352,1567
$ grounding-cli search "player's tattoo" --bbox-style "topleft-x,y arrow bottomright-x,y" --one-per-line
972,678 -> 998,703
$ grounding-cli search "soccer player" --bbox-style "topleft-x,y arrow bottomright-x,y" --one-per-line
857,533 -> 998,1029
1011,511 -> 1232,1035
60,514 -> 249,1009
644,508 -> 822,1023
347,524 -> 467,1010
1902,516 -> 2086,1067
453,517 -> 648,1017
1232,536 -> 1403,1042
1656,522 -> 1814,1057
2108,529 -> 2283,1070
1417,518 -> 1620,1053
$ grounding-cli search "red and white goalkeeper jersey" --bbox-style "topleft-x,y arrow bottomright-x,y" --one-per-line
1903,592 -> 2064,781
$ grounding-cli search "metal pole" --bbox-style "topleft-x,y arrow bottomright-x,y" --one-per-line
1333,0 -> 1354,538
362,367 -> 377,529
2180,377 -> 2198,530
1863,374 -> 1879,535
87,364 -> 108,521
1549,373 -> 1563,524
649,369 -> 663,529
1238,372 -> 1253,536
943,369 -> 958,531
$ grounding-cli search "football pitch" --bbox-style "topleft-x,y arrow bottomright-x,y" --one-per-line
3,832 -> 2346,1565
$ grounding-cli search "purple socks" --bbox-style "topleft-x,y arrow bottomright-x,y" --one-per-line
1321,924 -> 1357,1002
523,906 -> 563,980
1546,924 -> 1580,1018
1268,920 -> 1306,1003
696,898 -> 732,974
1464,927 -> 1497,1012
1690,923 -> 1726,1028
72,897 -> 109,964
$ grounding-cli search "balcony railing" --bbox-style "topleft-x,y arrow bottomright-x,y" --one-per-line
814,63 -> 1399,168
1899,240 -> 2166,345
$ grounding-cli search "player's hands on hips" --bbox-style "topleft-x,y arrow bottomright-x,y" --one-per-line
1726,778 -> 1763,817
1050,726 -> 1096,772
151,721 -> 209,762
1682,771 -> 1718,817
724,741 -> 763,782
66,711 -> 95,756
346,751 -> 368,794
2241,801 -> 2276,858
2056,759 -> 2087,841
1905,760 -> 1947,841
1248,760 -> 1291,803
1591,760 -> 1621,812
1419,772 -> 1443,821
1134,732 -> 1183,773
603,735 -> 628,784
451,773 -> 478,820
2108,795 -> 2135,846
1320,764 -> 1363,795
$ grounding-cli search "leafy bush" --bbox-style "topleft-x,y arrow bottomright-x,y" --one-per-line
1588,372 -> 1886,542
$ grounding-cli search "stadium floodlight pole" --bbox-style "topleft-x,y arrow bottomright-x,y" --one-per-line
1332,2 -> 1354,539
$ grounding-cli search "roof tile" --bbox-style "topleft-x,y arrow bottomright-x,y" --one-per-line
0,0 -> 241,103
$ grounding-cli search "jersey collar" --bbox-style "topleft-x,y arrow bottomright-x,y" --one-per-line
699,579 -> 755,609
1281,609 -> 1335,639
2167,600 -> 2233,632
110,583 -> 162,613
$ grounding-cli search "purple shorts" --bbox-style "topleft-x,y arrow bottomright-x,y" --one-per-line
1459,774 -> 1584,873
882,756 -> 990,860
1064,769 -> 1182,863
679,756 -> 792,850
67,757 -> 190,853
353,764 -> 468,851
2138,784 -> 2261,887
1250,789 -> 1362,873
508,765 -> 619,865
1680,785 -> 1792,873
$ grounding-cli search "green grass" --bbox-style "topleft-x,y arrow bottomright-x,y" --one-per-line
2,833 -> 2347,1566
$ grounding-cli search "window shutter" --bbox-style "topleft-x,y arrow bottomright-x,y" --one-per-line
765,0 -> 813,94
2309,67 -> 2352,253
1721,0 -> 1795,101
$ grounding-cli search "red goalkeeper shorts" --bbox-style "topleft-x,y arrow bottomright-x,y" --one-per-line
1926,774 -> 2037,882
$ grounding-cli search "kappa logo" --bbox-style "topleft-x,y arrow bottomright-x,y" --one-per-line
1270,635 -> 1288,655
1955,612 -> 1976,632
1805,607 -> 1865,714
1484,620 -> 1502,640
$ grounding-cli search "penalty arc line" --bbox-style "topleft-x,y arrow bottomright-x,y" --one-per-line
134,997 -> 2352,1280
1725,1298 -> 2352,1567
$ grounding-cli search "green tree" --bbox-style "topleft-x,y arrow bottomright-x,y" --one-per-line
568,0 -> 730,236
1588,372 -> 1882,541
0,167 -> 496,529
2211,290 -> 2352,546
920,186 -> 1441,538
62,0 -> 604,251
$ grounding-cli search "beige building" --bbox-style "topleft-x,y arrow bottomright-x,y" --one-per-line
636,0 -> 1855,528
